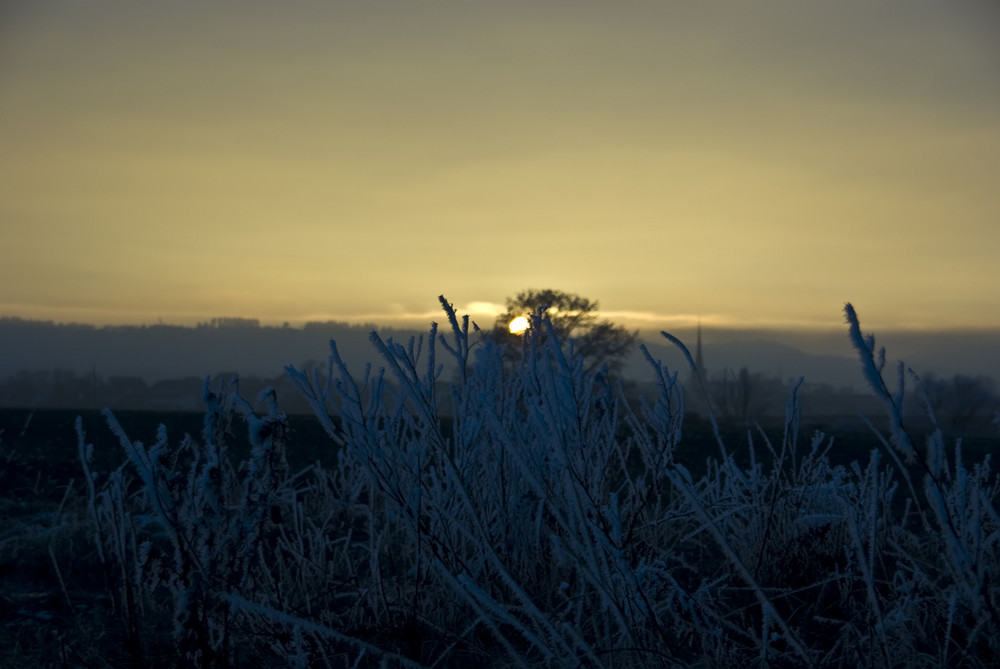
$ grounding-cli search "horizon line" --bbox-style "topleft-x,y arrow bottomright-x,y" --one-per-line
3,308 -> 1000,336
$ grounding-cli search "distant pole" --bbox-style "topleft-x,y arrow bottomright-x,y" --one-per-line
694,321 -> 706,381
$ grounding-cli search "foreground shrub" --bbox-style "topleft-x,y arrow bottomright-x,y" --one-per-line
78,299 -> 1000,667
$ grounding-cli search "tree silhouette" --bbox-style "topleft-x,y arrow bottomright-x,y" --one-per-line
492,288 -> 638,375
918,372 -> 998,433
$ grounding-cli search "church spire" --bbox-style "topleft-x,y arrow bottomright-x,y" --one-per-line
689,320 -> 707,390
694,320 -> 705,378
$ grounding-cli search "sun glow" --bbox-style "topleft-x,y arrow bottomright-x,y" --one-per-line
508,316 -> 529,335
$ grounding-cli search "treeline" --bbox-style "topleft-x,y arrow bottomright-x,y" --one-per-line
687,364 -> 998,436
2,316 -> 997,433
0,315 -> 420,383
2,363 -> 997,437
0,367 -> 316,414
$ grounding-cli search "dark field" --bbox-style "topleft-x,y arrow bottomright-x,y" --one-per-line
1,405 -> 997,667
0,407 -> 334,667
4,406 -> 992,489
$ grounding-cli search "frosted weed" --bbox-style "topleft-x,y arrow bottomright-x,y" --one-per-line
64,299 -> 999,667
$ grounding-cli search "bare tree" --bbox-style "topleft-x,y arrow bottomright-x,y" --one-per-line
492,288 -> 638,376
918,372 -> 998,433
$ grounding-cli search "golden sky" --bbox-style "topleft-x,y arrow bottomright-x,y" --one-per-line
1,1 -> 998,333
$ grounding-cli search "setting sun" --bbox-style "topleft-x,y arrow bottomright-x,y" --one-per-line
1,3 -> 999,334
509,316 -> 529,335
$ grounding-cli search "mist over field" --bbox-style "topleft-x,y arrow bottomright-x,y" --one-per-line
2,315 -> 997,389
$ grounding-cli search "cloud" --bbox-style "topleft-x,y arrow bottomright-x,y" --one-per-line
464,301 -> 505,315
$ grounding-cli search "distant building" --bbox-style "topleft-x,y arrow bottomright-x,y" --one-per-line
105,376 -> 150,410
149,377 -> 203,411
200,317 -> 261,329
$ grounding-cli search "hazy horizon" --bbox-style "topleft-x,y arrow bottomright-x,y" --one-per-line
6,298 -> 1000,338
3,307 -> 998,393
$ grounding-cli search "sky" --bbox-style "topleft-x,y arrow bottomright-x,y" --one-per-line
2,0 -> 999,336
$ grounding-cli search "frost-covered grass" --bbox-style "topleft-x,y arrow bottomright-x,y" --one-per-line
55,299 -> 1000,666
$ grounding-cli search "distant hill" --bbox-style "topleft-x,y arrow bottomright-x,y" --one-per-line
1,316 -> 996,398
629,328 -> 1000,392
629,338 -> 861,390
0,316 -> 423,382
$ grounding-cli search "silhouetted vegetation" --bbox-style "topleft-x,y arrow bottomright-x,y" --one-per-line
491,288 -> 638,375
2,300 -> 1000,666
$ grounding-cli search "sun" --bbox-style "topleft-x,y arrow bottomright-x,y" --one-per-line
508,316 -> 529,335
